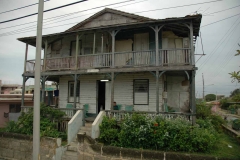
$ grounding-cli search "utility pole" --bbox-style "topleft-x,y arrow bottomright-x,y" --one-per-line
33,0 -> 44,159
202,73 -> 204,101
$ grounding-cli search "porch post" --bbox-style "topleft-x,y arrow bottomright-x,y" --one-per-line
111,31 -> 115,67
156,70 -> 159,113
24,44 -> 28,73
190,21 -> 194,65
44,40 -> 48,71
155,26 -> 159,66
111,72 -> 114,110
101,34 -> 104,53
191,70 -> 196,124
22,43 -> 28,107
93,32 -> 96,54
73,74 -> 78,108
75,34 -> 79,70
41,76 -> 45,103
21,76 -> 26,107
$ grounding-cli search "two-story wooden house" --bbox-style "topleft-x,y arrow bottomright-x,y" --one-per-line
19,8 -> 201,122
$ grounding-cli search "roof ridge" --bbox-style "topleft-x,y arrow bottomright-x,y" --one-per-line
65,7 -> 154,32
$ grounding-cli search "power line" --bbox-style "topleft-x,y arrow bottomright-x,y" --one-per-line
0,0 -> 50,15
0,0 -> 225,37
201,13 -> 240,27
134,0 -> 223,14
0,0 -> 144,37
196,15 -> 240,74
0,0 -> 137,30
0,0 -> 88,24
204,4 -> 240,16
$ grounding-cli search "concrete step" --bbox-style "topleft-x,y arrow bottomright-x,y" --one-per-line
85,122 -> 92,127
67,142 -> 78,152
79,126 -> 92,132
61,151 -> 78,160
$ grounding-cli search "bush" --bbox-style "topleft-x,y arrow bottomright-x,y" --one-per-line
99,116 -> 119,145
1,103 -> 67,140
232,94 -> 240,102
220,98 -> 230,110
196,102 -> 211,119
99,114 -> 218,153
205,94 -> 216,102
232,119 -> 240,130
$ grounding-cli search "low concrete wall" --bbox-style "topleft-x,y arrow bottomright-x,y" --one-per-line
67,110 -> 83,144
91,111 -> 106,139
0,132 -> 66,160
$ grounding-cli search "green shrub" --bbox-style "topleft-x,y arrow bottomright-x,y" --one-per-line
99,114 -> 218,153
232,94 -> 240,102
196,102 -> 211,119
99,116 -> 119,145
232,119 -> 240,130
1,103 -> 67,140
220,98 -> 230,110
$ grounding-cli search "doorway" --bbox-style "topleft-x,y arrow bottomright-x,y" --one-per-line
97,81 -> 106,113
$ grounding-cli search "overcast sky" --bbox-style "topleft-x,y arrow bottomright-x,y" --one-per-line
0,0 -> 240,98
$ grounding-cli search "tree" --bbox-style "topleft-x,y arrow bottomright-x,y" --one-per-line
205,94 -> 216,102
229,45 -> 240,83
230,88 -> 240,97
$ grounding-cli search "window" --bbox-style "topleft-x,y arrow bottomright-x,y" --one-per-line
68,81 -> 80,102
70,40 -> 82,56
133,79 -> 149,105
51,39 -> 62,54
9,104 -> 21,113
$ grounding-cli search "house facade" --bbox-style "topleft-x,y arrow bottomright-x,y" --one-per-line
19,8 -> 201,122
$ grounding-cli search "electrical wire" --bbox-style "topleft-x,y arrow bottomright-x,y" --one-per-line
0,0 -> 50,15
0,0 -> 88,24
0,0 -> 228,37
0,0 -> 137,30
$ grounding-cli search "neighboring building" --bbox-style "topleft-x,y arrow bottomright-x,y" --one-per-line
0,94 -> 33,127
18,8 -> 202,121
0,82 -> 21,94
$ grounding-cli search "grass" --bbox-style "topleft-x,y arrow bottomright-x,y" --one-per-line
209,132 -> 240,160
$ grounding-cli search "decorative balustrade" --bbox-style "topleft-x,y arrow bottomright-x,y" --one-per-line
45,56 -> 75,70
159,48 -> 191,65
115,50 -> 155,67
105,110 -> 193,121
78,53 -> 112,69
24,48 -> 192,72
25,59 -> 43,72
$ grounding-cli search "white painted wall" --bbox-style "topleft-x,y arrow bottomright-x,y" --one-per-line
67,110 -> 84,144
91,111 -> 106,139
59,72 -> 163,113
167,75 -> 189,112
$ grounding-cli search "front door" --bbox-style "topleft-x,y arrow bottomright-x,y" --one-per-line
96,81 -> 106,113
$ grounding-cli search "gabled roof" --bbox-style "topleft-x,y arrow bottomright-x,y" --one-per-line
65,8 -> 154,32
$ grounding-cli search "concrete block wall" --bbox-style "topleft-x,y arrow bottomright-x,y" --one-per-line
0,132 -> 63,160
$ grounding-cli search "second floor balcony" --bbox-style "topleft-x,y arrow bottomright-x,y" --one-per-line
25,48 -> 191,73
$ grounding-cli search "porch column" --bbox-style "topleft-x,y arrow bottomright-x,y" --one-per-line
43,40 -> 48,71
150,25 -> 164,66
75,34 -> 79,70
101,34 -> 104,53
156,70 -> 159,113
110,30 -> 120,68
23,44 -> 28,73
111,72 -> 114,110
191,70 -> 196,124
22,43 -> 29,107
73,74 -> 80,108
93,32 -> 96,54
21,76 -> 29,107
190,21 -> 194,65
41,76 -> 46,103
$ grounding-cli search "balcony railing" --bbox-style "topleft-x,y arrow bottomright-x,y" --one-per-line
25,48 -> 191,72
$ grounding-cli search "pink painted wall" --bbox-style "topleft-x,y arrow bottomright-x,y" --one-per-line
0,104 -> 9,128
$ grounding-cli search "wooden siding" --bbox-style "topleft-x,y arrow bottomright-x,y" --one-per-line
59,72 -> 163,113
167,75 -> 190,112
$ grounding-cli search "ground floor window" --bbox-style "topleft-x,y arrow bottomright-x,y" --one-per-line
9,104 -> 21,113
133,79 -> 149,105
68,81 -> 80,102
